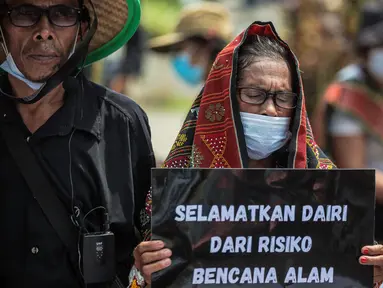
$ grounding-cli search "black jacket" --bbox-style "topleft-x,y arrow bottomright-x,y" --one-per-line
0,74 -> 155,287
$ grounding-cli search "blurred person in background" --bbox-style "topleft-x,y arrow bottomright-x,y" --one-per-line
108,25 -> 147,94
313,1 -> 383,242
148,1 -> 233,87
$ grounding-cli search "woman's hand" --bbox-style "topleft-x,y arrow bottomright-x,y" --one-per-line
359,245 -> 383,284
133,241 -> 172,284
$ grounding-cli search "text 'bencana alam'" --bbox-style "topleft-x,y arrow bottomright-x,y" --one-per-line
174,204 -> 348,285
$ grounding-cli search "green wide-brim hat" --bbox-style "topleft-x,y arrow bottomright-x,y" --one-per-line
0,0 -> 141,66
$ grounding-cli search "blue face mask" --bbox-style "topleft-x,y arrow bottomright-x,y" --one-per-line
171,53 -> 203,86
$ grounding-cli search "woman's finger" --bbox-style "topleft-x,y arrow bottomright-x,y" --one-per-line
133,241 -> 166,270
359,255 -> 383,266
141,248 -> 172,265
362,245 -> 383,256
135,241 -> 165,256
142,258 -> 172,284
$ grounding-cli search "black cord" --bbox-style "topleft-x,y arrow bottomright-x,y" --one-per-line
68,128 -> 80,227
68,119 -> 107,234
83,206 -> 106,225
77,229 -> 85,283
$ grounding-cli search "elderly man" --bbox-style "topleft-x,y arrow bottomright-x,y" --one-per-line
0,0 -> 154,287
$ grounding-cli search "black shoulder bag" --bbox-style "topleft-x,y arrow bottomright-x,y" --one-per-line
0,122 -> 125,288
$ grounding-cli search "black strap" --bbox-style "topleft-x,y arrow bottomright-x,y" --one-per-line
0,121 -> 79,267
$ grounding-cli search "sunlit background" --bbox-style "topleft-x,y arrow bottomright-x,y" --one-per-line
86,0 -> 371,164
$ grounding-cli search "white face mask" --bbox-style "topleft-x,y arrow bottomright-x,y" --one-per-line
0,53 -> 44,90
0,25 -> 79,91
240,112 -> 291,160
367,48 -> 383,82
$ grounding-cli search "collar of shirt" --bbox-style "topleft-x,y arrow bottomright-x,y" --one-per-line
0,74 -> 101,141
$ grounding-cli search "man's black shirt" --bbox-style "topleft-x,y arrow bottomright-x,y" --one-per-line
0,75 -> 155,287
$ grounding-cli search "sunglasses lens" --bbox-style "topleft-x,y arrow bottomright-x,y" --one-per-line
9,5 -> 79,27
49,6 -> 79,27
10,5 -> 41,27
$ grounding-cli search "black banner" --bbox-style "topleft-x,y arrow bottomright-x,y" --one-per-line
151,169 -> 375,287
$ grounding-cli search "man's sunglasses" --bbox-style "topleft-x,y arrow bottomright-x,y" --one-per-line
7,4 -> 82,28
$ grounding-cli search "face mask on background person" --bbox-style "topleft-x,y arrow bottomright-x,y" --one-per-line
240,112 -> 291,160
367,47 -> 383,84
171,52 -> 203,86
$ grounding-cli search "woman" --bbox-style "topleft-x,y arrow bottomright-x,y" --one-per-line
132,22 -> 383,287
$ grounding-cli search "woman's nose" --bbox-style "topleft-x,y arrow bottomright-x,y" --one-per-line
261,97 -> 278,117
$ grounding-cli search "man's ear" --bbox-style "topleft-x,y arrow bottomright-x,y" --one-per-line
79,6 -> 90,39
80,22 -> 89,39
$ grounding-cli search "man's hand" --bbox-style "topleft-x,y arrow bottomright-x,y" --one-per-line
133,241 -> 172,284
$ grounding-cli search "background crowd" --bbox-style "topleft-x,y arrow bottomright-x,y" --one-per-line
84,0 -> 377,165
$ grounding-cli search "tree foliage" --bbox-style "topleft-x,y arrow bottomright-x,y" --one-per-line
141,0 -> 182,36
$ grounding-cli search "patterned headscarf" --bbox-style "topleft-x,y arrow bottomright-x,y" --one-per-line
163,21 -> 334,169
